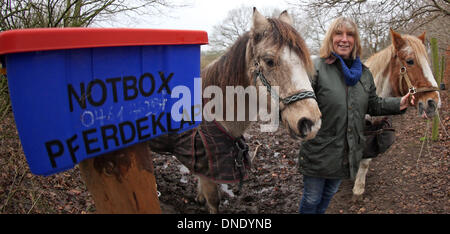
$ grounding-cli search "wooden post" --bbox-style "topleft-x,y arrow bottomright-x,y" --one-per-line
79,142 -> 161,214
430,38 -> 440,141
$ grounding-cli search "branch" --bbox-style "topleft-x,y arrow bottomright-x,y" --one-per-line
431,0 -> 450,15
53,0 -> 86,27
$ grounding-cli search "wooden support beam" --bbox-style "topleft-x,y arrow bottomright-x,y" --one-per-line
79,142 -> 161,214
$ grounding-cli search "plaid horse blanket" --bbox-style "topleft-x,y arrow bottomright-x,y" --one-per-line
148,121 -> 251,184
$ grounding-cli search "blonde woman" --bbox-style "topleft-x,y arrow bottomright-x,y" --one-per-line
297,17 -> 413,214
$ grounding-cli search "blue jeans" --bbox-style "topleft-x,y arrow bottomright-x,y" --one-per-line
299,175 -> 342,214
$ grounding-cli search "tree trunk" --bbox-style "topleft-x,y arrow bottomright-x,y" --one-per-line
79,143 -> 161,214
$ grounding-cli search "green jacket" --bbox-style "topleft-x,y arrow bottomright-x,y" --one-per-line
298,56 -> 405,179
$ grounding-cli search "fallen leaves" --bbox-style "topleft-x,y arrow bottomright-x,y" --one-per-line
0,91 -> 449,214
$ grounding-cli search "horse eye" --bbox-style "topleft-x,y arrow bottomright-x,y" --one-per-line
264,58 -> 275,67
406,59 -> 414,65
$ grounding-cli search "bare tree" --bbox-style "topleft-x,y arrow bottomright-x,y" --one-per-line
288,0 -> 449,56
290,6 -> 331,55
209,6 -> 285,51
0,0 -> 187,30
209,6 -> 252,51
293,0 -> 449,23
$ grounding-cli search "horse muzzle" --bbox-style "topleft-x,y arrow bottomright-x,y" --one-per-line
297,117 -> 322,140
279,95 -> 322,140
418,99 -> 438,118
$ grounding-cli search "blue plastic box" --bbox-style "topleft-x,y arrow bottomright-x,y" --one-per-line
0,28 -> 208,175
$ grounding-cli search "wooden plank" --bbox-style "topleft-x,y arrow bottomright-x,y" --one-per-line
79,143 -> 161,214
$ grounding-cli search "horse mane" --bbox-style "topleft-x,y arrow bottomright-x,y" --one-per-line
365,34 -> 429,85
402,34 -> 430,64
266,18 -> 314,77
365,45 -> 394,79
201,32 -> 251,90
201,18 -> 314,90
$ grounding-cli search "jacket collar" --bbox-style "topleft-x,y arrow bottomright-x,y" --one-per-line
325,54 -> 337,64
325,54 -> 368,70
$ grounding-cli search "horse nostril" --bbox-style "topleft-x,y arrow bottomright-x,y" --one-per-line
426,99 -> 437,117
298,118 -> 313,138
418,102 -> 424,115
427,99 -> 436,109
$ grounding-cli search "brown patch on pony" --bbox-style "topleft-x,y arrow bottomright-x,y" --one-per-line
417,31 -> 426,44
390,28 -> 405,51
366,32 -> 433,96
394,35 -> 435,96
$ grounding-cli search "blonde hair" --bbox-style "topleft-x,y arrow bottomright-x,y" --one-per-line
319,17 -> 362,59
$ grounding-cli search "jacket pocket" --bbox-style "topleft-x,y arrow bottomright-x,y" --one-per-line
302,134 -> 336,153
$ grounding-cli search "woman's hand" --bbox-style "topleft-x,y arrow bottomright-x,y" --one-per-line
400,92 -> 415,111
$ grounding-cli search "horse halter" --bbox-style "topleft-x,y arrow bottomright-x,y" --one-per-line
398,64 -> 439,96
253,62 -> 316,109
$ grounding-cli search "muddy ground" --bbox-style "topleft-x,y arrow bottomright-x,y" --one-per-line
155,90 -> 449,214
0,90 -> 448,214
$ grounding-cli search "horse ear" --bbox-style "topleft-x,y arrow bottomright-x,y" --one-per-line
390,28 -> 405,51
252,7 -> 270,33
418,31 -> 426,44
279,10 -> 294,26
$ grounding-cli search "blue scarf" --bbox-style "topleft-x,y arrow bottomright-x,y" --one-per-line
332,52 -> 362,86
